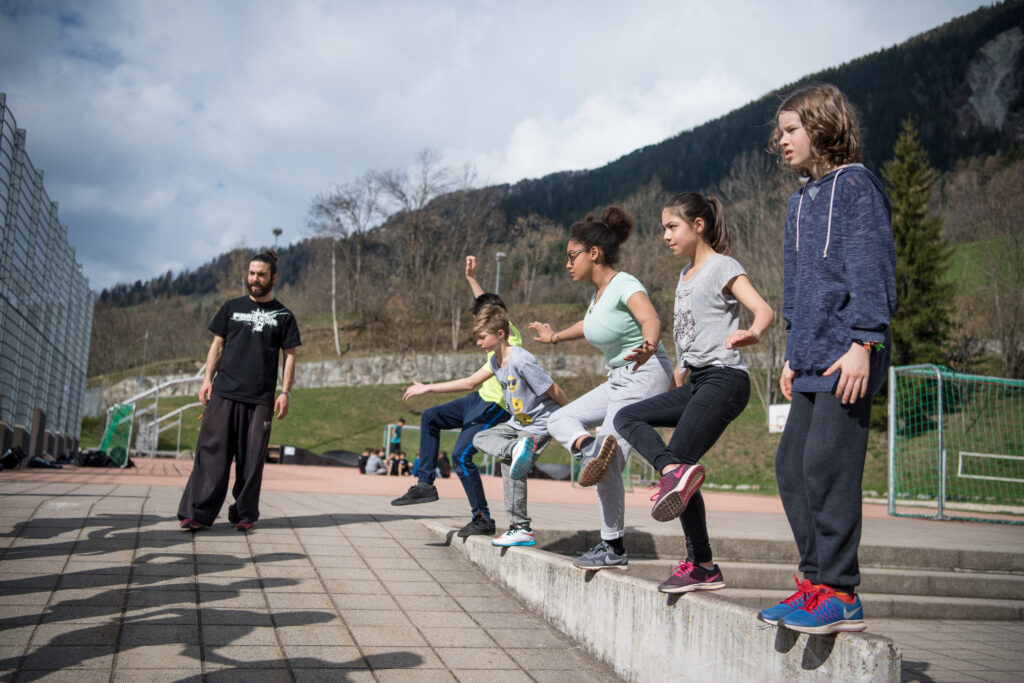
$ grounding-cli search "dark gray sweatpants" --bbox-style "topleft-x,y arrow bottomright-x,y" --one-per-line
177,394 -> 274,526
775,390 -> 872,592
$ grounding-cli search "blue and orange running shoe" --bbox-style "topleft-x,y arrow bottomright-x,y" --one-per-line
757,575 -> 817,626
780,585 -> 866,634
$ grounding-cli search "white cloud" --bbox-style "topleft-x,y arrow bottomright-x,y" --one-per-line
0,0 -> 988,290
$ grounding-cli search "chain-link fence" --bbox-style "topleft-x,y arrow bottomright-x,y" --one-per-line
889,364 -> 1024,523
0,93 -> 94,443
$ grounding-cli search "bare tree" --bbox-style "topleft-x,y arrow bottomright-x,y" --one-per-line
377,149 -> 455,280
718,151 -> 797,414
973,162 -> 1024,377
308,171 -> 384,355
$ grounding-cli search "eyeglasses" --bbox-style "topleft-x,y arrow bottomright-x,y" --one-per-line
566,248 -> 588,265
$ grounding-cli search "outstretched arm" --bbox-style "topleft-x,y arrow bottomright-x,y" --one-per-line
529,320 -> 584,344
465,256 -> 485,299
403,366 -> 493,401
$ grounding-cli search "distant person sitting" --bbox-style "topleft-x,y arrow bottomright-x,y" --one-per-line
387,451 -> 411,476
365,449 -> 386,475
358,448 -> 371,474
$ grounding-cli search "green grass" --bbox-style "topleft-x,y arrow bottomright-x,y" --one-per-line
80,378 -> 890,493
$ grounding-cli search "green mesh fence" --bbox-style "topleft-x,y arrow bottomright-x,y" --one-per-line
100,403 -> 134,468
889,365 -> 1024,523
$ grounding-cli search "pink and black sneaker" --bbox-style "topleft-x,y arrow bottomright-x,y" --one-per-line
649,464 -> 705,521
657,560 -> 725,594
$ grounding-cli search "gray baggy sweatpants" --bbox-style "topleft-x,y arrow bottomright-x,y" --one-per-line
547,351 -> 672,540
472,423 -> 549,528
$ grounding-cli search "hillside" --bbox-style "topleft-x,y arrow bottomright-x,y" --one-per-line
500,1 -> 1024,226
89,1 -> 1024,383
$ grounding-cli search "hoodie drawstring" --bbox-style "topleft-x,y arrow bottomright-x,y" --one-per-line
794,167 -> 844,259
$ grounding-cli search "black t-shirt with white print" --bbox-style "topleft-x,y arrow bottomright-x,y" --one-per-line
209,296 -> 302,406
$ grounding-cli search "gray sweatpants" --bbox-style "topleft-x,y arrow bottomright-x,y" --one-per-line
472,423 -> 549,528
547,351 -> 672,540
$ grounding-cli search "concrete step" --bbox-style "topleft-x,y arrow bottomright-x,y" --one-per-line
625,559 -> 1024,601
715,588 -> 1024,621
535,529 -> 1024,573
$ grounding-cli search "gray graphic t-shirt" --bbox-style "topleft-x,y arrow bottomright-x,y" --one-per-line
674,254 -> 748,371
488,346 -> 558,437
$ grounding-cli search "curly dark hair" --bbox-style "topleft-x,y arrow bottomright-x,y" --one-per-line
568,205 -> 635,267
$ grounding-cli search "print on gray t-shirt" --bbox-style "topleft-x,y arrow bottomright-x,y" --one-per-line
488,346 -> 559,437
674,253 -> 748,371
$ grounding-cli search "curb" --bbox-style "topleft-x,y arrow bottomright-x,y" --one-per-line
423,521 -> 901,683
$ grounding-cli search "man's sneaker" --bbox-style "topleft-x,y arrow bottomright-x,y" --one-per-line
573,540 -> 628,570
649,464 -> 706,522
508,436 -> 536,480
578,435 -> 617,487
391,483 -> 439,506
234,521 -> 254,533
457,514 -> 496,538
780,586 -> 866,634
657,560 -> 725,593
491,525 -> 536,547
757,576 -> 817,626
179,518 -> 206,531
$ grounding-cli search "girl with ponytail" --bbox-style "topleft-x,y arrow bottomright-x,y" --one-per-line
613,193 -> 773,593
529,206 -> 673,570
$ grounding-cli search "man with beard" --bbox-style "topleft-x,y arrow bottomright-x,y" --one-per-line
178,250 -> 301,532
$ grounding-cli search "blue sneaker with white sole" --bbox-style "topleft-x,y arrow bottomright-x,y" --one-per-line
780,585 -> 866,634
509,436 -> 536,480
757,576 -> 817,626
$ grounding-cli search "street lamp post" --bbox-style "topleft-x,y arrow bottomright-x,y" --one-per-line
494,252 -> 507,294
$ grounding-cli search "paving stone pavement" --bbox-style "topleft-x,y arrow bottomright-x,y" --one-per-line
0,481 -> 622,682
2,472 -> 1024,682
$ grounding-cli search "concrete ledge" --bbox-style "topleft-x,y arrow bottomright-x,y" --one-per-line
424,521 -> 901,683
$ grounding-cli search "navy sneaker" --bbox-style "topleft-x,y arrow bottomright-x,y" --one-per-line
757,576 -> 817,626
780,586 -> 866,634
573,540 -> 628,570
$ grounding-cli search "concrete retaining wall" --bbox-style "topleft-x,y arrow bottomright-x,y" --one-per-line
424,521 -> 900,683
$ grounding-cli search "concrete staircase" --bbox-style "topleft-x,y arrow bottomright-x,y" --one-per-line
536,529 -> 1024,620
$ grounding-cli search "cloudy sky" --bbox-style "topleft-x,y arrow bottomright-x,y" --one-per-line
1,0 -> 986,291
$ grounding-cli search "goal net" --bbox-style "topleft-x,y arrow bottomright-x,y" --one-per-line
889,365 -> 1024,523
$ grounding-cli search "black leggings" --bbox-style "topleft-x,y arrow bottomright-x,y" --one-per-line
614,366 -> 750,563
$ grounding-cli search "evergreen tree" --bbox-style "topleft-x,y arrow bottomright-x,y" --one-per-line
882,118 -> 954,366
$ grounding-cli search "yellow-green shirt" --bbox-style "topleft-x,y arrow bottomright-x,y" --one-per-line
477,323 -> 522,408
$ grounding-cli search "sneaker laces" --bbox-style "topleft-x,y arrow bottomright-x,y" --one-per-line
783,575 -> 817,606
801,585 -> 837,612
672,560 -> 695,578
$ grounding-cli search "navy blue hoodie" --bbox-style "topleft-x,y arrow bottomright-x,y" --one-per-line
782,163 -> 897,394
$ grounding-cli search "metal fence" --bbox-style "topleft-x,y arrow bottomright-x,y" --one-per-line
0,93 -> 94,441
889,364 -> 1024,523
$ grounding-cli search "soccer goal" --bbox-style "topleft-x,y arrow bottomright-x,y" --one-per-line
889,364 -> 1024,523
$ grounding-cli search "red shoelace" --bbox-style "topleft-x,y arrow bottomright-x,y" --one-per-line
783,575 -> 817,605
